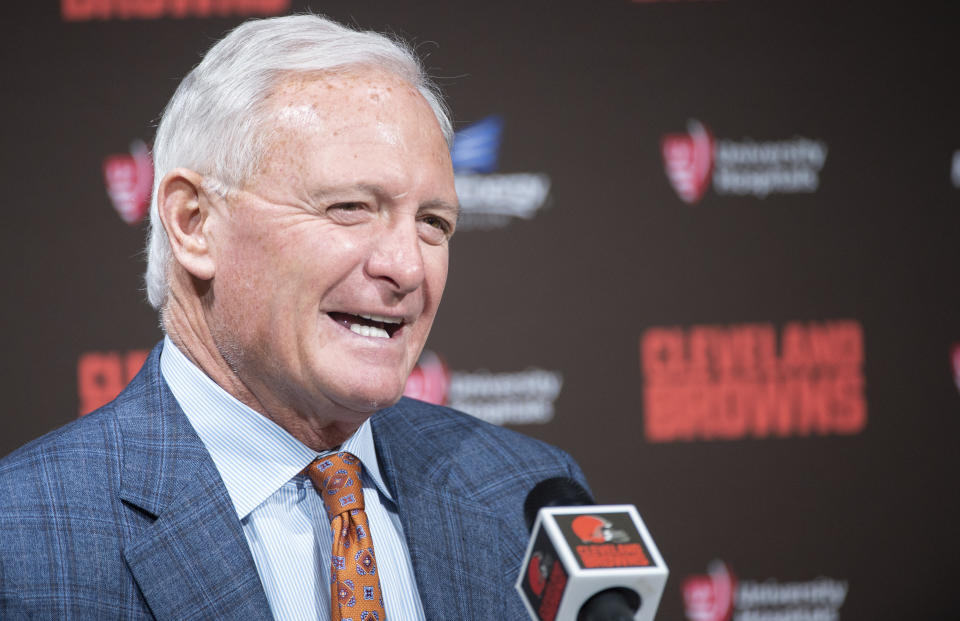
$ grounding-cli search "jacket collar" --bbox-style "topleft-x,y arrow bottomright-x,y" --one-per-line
116,343 -> 273,619
115,345 -> 508,619
372,398 -> 509,620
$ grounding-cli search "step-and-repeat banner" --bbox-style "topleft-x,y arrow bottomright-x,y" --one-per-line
3,1 -> 959,618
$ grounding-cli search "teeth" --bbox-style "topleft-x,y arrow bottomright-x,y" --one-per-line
349,323 -> 390,339
359,313 -> 402,324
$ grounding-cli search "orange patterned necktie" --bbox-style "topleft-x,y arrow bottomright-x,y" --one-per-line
306,451 -> 387,621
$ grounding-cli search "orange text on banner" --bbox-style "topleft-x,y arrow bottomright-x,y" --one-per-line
62,0 -> 290,21
77,350 -> 149,416
640,320 -> 866,442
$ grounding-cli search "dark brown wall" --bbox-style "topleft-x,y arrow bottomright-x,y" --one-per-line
2,1 -> 959,619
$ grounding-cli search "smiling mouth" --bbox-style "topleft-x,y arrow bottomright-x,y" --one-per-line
328,312 -> 404,339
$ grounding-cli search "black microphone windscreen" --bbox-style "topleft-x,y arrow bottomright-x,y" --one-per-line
523,477 -> 595,532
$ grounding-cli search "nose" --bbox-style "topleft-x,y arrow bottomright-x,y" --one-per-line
365,217 -> 425,295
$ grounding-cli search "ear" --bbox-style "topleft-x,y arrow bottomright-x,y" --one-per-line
157,168 -> 217,281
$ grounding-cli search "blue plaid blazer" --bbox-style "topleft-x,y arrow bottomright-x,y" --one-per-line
0,343 -> 587,619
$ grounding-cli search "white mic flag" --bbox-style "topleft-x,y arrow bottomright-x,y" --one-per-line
516,504 -> 668,621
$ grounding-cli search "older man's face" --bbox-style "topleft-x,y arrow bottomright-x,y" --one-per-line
204,70 -> 457,422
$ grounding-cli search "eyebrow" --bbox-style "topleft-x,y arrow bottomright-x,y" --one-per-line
420,198 -> 461,222
311,183 -> 461,220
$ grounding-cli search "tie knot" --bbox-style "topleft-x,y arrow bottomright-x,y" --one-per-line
305,451 -> 366,518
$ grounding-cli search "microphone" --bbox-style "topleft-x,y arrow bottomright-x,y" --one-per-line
516,478 -> 668,621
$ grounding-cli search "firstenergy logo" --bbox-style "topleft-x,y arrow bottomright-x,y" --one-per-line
62,0 -> 289,21
662,120 -> 828,203
451,116 -> 552,230
640,320 -> 866,442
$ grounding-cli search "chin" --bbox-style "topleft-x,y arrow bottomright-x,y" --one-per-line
308,350 -> 413,411
329,381 -> 407,416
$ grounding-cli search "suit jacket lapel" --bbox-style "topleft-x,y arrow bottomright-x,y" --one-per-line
115,347 -> 273,620
373,401 -> 509,620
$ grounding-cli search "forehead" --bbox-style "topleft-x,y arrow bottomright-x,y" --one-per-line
251,69 -> 449,182
263,69 -> 434,137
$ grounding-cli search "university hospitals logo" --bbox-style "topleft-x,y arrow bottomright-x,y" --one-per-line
662,120 -> 715,203
683,561 -> 735,621
952,150 -> 960,188
403,351 -> 450,407
662,119 -> 828,203
683,561 -> 848,621
103,140 -> 152,225
403,350 -> 563,425
451,115 -> 552,230
951,344 -> 960,395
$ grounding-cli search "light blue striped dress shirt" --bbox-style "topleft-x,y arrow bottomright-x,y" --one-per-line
159,337 -> 426,621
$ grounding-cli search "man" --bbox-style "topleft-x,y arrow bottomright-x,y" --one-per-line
0,13 -> 587,621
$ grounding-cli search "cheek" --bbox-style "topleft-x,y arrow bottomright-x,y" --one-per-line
269,226 -> 364,285
423,248 -> 449,307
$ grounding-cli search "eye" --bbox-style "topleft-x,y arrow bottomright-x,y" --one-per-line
330,202 -> 366,212
326,202 -> 372,223
422,214 -> 451,233
418,214 -> 454,244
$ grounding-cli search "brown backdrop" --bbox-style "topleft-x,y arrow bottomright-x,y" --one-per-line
3,1 -> 959,619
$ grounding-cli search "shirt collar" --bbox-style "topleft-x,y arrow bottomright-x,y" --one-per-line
159,336 -> 394,519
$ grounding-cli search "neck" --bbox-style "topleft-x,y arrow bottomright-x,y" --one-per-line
162,291 -> 363,451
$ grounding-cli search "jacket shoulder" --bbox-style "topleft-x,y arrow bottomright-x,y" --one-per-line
378,397 -> 589,499
0,342 -> 163,480
0,404 -> 134,608
0,344 -> 168,617
0,402 -> 124,489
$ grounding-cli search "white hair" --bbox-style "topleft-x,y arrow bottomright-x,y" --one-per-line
144,13 -> 453,310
